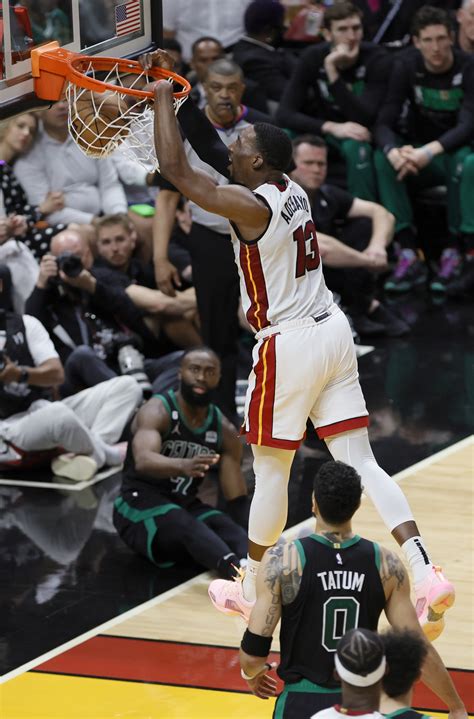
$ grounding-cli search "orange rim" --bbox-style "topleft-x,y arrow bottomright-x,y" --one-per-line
31,43 -> 191,101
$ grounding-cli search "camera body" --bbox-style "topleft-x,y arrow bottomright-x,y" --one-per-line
0,349 -> 6,373
56,251 -> 83,278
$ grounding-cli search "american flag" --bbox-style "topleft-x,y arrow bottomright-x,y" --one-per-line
115,0 -> 142,37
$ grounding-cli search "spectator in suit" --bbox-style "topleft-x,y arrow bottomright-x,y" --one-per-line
277,1 -> 392,200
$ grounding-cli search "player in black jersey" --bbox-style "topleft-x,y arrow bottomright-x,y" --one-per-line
276,1 -> 392,202
113,347 -> 249,577
374,5 -> 474,294
381,629 -> 433,719
239,462 -> 466,719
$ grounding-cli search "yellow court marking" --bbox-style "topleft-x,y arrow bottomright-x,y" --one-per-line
2,672 -> 276,719
1,672 -> 454,719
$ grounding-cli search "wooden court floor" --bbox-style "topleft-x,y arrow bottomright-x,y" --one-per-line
2,436 -> 473,719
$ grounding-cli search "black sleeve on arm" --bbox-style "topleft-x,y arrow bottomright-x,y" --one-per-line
276,48 -> 326,134
24,286 -> 52,329
438,64 -> 474,152
176,96 -> 231,179
374,57 -> 410,151
328,51 -> 392,126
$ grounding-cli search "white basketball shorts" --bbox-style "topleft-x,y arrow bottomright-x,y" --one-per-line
241,306 -> 369,449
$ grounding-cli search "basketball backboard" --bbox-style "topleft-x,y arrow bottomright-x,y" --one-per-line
0,0 -> 162,119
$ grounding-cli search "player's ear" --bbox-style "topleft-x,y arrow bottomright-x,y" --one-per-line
322,27 -> 332,43
253,154 -> 264,170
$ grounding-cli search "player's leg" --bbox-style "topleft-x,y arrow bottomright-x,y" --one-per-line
310,312 -> 454,636
199,509 -> 248,562
209,443 -> 295,618
114,501 -> 244,576
324,427 -> 454,639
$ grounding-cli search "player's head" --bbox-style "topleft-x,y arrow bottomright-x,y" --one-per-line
50,228 -> 93,270
411,6 -> 454,73
228,123 -> 293,185
381,629 -> 428,701
42,100 -> 69,135
0,112 -> 38,159
163,37 -> 184,75
312,461 -> 362,525
291,135 -> 328,190
323,2 -> 364,57
203,59 -> 245,125
244,0 -> 286,45
94,214 -> 136,272
179,347 -> 221,407
191,37 -> 224,84
336,628 -> 386,697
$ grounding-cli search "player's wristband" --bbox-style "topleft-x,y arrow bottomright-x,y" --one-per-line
241,629 -> 272,657
241,663 -> 272,681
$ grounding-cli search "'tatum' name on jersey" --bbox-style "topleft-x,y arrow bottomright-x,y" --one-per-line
317,570 -> 365,592
281,193 -> 310,224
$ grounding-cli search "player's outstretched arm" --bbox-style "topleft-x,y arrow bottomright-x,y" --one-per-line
153,82 -> 269,231
381,548 -> 467,719
239,544 -> 283,699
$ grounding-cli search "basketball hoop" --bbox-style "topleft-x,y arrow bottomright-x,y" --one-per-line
30,42 -> 191,168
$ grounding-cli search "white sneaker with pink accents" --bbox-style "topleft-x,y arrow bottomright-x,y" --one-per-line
415,566 -> 455,641
208,569 -> 255,622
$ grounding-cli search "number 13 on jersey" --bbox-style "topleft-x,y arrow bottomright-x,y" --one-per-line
293,220 -> 320,278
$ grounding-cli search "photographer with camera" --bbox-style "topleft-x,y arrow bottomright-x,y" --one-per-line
25,228 -> 156,397
0,270 -> 141,481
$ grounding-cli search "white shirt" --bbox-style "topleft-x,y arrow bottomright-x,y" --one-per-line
23,314 -> 59,366
14,127 -> 127,225
162,0 -> 252,61
312,708 -> 385,719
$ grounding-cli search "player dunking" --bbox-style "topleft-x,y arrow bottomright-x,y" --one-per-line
151,77 -> 454,639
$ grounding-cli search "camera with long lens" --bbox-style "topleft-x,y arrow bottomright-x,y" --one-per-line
115,337 -> 152,399
84,315 -> 152,398
0,350 -> 6,373
56,251 -> 83,278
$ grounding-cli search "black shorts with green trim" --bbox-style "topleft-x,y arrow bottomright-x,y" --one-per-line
273,678 -> 341,719
113,489 -> 226,569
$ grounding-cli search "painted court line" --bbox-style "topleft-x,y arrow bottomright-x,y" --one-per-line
0,464 -> 122,490
2,434 -> 471,684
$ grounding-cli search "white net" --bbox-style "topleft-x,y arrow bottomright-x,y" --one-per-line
66,60 -> 188,170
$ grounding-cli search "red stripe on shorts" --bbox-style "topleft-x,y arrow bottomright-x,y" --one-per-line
239,242 -> 269,331
316,415 -> 369,439
243,336 -> 303,448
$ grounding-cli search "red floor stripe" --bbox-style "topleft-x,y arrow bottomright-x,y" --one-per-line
34,635 -> 473,712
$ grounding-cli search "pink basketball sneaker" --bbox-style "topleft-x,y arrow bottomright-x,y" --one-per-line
208,570 -> 255,622
415,566 -> 455,641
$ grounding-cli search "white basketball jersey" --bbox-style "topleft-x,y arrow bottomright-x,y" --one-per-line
230,176 -> 333,332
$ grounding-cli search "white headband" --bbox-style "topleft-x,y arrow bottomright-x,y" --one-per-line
335,654 -> 386,688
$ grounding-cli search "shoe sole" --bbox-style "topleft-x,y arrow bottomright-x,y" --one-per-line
208,589 -> 251,621
51,455 -> 97,482
421,616 -> 445,642
429,586 -> 455,616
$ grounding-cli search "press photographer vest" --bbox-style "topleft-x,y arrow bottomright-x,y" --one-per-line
0,313 -> 51,419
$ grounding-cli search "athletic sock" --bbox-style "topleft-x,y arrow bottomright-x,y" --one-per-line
402,536 -> 433,584
242,556 -> 260,602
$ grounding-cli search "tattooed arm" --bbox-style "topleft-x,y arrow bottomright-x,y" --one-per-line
239,541 -> 302,698
381,547 -> 466,719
